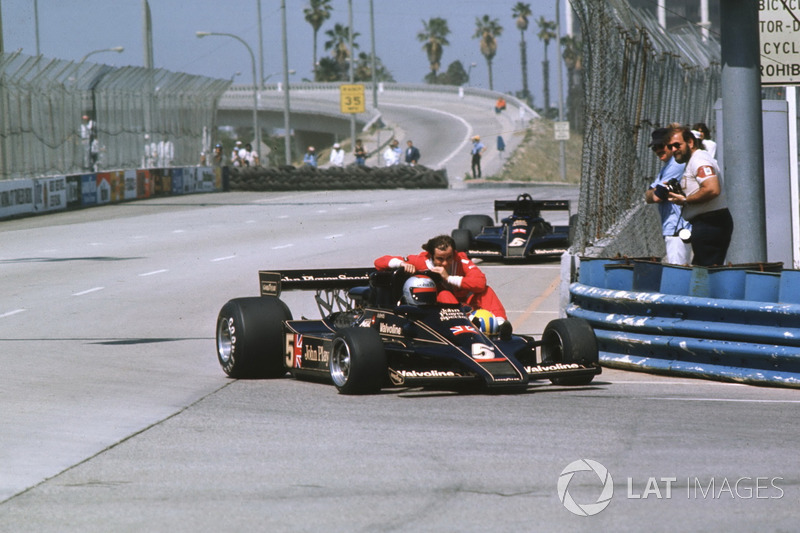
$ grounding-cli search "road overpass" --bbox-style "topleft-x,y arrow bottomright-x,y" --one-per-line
218,83 -> 537,184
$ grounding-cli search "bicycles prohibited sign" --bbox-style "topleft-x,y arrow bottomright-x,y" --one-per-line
759,1 -> 800,85
340,84 -> 366,114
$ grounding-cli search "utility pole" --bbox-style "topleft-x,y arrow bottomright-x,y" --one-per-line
721,0 -> 766,263
281,0 -> 292,165
348,0 -> 356,151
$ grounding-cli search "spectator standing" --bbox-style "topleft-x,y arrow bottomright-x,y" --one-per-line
354,139 -> 367,166
383,139 -> 401,166
244,143 -> 259,167
231,141 -> 243,166
303,146 -> 318,167
644,127 -> 691,265
470,136 -> 485,179
692,122 -> 717,158
666,124 -> 733,266
404,140 -> 421,166
330,142 -> 345,167
211,144 -> 225,167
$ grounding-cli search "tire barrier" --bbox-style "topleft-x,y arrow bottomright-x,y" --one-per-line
565,258 -> 800,388
227,165 -> 449,192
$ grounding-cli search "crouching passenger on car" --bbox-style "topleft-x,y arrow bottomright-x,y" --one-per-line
374,234 -> 507,323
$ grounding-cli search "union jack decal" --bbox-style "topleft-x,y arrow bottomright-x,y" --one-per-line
450,325 -> 477,336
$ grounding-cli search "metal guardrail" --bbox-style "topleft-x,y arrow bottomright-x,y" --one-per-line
565,258 -> 800,388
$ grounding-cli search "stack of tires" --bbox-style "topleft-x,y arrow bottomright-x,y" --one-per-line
227,165 -> 448,191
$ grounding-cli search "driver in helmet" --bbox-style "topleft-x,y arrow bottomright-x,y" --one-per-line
375,235 -> 508,323
402,275 -> 438,306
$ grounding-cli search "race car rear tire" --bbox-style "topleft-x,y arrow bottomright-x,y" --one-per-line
458,214 -> 494,237
540,317 -> 598,386
216,296 -> 292,379
330,328 -> 387,394
452,228 -> 472,253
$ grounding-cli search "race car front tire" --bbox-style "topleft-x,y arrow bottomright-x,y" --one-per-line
452,228 -> 472,253
458,214 -> 494,238
216,296 -> 292,379
330,328 -> 387,394
540,317 -> 599,386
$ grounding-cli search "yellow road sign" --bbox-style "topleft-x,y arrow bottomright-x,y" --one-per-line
340,84 -> 366,114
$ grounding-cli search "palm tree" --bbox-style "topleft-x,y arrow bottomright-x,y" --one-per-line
417,17 -> 451,80
536,16 -> 558,117
561,34 -> 584,132
324,22 -> 360,69
304,0 -> 333,79
473,15 -> 503,91
512,3 -> 532,104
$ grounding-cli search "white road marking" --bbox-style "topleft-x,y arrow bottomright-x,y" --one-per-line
381,102 -> 473,167
211,255 -> 236,262
73,287 -> 105,296
325,234 -> 344,240
372,225 -> 389,230
645,397 -> 800,404
271,244 -> 294,250
172,229 -> 185,234
0,309 -> 26,318
139,269 -> 168,277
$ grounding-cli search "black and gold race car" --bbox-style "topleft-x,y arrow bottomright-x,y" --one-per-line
215,267 -> 600,394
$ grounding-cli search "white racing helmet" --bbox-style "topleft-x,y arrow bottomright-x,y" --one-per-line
402,275 -> 437,306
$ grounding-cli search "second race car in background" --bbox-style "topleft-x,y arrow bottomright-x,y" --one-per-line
452,193 -> 576,260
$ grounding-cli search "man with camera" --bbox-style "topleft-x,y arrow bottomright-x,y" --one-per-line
664,123 -> 733,267
645,127 -> 692,264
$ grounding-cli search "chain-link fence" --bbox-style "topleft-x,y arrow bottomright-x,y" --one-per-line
0,50 -> 230,181
569,0 -> 721,258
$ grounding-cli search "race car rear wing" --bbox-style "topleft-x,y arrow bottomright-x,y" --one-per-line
259,268 -> 375,297
493,199 -> 570,220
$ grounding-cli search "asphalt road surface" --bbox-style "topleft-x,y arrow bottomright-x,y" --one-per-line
1,188 -> 799,532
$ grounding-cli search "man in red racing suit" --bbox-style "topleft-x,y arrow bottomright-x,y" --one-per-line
374,234 -> 507,321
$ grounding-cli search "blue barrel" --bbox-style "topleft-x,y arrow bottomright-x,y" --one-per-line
604,263 -> 634,290
659,264 -> 692,296
745,271 -> 780,302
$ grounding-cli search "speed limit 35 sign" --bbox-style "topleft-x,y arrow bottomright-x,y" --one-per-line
340,84 -> 366,114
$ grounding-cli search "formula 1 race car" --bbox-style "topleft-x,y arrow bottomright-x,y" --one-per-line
452,193 -> 575,260
215,267 -> 600,394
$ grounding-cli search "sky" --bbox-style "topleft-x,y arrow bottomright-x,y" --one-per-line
0,0 -> 567,109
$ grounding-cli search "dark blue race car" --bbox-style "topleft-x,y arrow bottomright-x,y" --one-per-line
215,267 -> 600,395
452,193 -> 575,260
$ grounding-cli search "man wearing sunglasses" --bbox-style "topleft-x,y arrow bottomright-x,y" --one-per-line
664,124 -> 733,266
644,127 -> 692,265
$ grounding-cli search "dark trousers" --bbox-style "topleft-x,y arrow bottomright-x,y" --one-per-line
471,154 -> 482,178
689,208 -> 734,266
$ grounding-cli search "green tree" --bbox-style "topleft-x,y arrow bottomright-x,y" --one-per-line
561,34 -> 584,132
354,52 -> 395,83
303,0 -> 333,79
417,17 -> 451,79
536,16 -> 558,117
512,3 -> 532,104
324,22 -> 360,70
473,15 -> 503,91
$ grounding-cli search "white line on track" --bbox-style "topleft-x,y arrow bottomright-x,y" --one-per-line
381,102 -> 473,167
325,234 -> 344,239
271,244 -> 294,250
645,397 -> 800,404
0,309 -> 26,318
372,225 -> 389,230
139,269 -> 168,277
73,287 -> 104,296
211,255 -> 236,262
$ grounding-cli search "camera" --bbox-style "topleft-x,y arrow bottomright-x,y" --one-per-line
678,228 -> 692,243
654,178 -> 684,201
